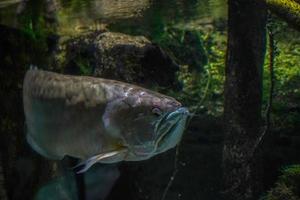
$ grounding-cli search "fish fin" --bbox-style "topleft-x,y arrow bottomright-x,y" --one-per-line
72,148 -> 127,174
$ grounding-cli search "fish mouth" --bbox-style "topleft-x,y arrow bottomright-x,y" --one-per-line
127,107 -> 189,158
138,107 -> 189,156
155,107 -> 189,134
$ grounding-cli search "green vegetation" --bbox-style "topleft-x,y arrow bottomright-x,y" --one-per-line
167,29 -> 226,115
11,0 -> 299,131
266,0 -> 300,31
162,18 -> 300,122
263,21 -> 300,131
17,0 -> 56,39
262,165 -> 300,200
110,9 -> 300,120
1,0 -> 300,198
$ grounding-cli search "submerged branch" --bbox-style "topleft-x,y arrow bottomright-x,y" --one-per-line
264,23 -> 276,139
250,15 -> 276,159
160,66 -> 212,200
160,144 -> 180,200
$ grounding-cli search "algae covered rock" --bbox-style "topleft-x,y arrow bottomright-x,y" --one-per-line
63,31 -> 181,90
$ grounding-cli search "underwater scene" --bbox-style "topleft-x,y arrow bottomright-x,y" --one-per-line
0,0 -> 300,200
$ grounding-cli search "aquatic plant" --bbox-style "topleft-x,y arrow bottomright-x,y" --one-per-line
262,165 -> 300,200
266,0 -> 300,31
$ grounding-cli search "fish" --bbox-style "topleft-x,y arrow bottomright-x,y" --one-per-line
23,69 -> 189,173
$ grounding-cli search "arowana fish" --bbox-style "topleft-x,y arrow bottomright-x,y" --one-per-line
23,69 -> 189,173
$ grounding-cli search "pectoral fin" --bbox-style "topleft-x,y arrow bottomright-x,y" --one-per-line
73,148 -> 127,174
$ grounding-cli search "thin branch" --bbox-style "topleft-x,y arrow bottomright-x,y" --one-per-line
160,66 -> 211,200
194,68 -> 212,114
160,143 -> 180,200
250,14 -> 276,159
186,67 -> 212,125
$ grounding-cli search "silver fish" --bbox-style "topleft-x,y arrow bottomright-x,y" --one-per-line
23,69 -> 189,173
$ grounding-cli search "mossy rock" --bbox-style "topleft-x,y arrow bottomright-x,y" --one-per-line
279,165 -> 300,194
62,31 -> 181,91
265,182 -> 299,200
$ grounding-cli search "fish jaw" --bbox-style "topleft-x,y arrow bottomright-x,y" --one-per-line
154,107 -> 189,154
122,107 -> 189,161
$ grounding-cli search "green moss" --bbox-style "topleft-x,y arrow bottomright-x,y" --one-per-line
266,0 -> 300,31
264,182 -> 299,200
262,20 -> 300,131
263,165 -> 300,200
280,165 -> 300,193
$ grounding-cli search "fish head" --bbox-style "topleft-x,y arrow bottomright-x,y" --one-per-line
108,88 -> 189,160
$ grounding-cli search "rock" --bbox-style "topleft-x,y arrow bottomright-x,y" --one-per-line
63,31 -> 181,90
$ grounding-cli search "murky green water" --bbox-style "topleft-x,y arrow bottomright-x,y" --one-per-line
0,1 -> 227,200
1,0 -> 300,200
0,0 -> 226,35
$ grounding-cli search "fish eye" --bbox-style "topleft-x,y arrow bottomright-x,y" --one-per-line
152,107 -> 162,116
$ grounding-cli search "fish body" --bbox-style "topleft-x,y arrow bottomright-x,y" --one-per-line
23,69 -> 189,172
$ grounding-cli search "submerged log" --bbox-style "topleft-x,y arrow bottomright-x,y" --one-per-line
222,0 -> 267,199
266,0 -> 300,31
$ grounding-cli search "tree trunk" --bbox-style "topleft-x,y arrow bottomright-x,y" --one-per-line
0,154 -> 8,200
222,0 -> 267,200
